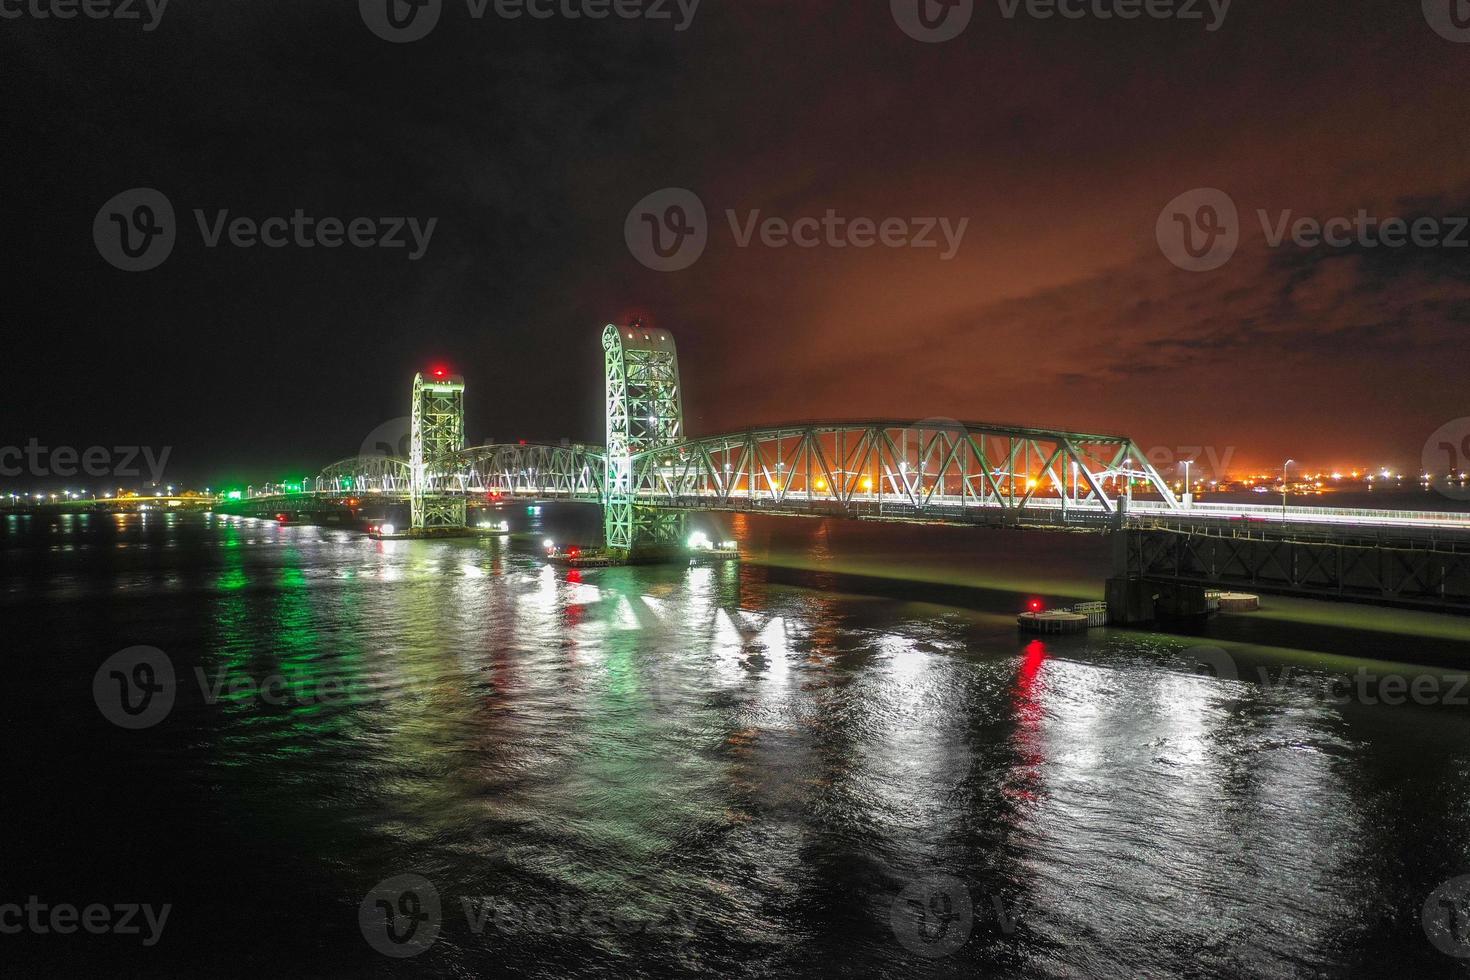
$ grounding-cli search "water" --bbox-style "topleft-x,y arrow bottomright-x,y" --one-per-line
6,508 -> 1470,977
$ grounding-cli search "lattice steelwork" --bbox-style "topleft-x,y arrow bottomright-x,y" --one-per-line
410,371 -> 467,530
316,455 -> 411,494
627,421 -> 1179,527
440,443 -> 605,499
603,323 -> 685,551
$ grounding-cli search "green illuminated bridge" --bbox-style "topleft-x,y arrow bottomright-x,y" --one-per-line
217,324 -> 1470,616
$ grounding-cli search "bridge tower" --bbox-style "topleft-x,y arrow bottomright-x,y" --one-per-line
409,368 -> 467,532
603,322 -> 685,553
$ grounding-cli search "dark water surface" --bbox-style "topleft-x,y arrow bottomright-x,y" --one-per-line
6,508 -> 1470,978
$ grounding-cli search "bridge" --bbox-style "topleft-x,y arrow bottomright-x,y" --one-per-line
217,323 -> 1470,618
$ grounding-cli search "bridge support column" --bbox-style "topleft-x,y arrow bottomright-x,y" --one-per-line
603,323 -> 685,556
410,370 -> 467,533
1105,527 -> 1210,624
1106,576 -> 1155,625
1106,528 -> 1154,625
1153,582 -> 1211,623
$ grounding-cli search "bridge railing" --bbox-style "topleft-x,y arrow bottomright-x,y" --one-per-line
1130,499 -> 1470,533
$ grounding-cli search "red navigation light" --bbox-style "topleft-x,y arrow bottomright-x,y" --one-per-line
277,513 -> 288,523
430,365 -> 448,379
1028,598 -> 1043,612
568,546 -> 581,558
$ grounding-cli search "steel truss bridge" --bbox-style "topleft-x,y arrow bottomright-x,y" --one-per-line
219,324 -> 1470,615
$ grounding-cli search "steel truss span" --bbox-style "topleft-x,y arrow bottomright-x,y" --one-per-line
440,443 -> 606,499
315,445 -> 605,500
627,420 -> 1179,527
317,456 -> 412,494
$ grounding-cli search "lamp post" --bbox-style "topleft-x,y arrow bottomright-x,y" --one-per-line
1281,458 -> 1294,521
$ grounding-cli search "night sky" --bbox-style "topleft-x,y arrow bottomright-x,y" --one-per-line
5,1 -> 1469,488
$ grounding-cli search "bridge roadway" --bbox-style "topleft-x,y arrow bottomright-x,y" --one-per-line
221,476 -> 1470,615
227,474 -> 1470,540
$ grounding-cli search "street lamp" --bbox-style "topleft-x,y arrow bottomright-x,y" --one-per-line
1281,458 -> 1294,520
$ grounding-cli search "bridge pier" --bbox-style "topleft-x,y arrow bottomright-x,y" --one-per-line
1107,529 -> 1151,625
1105,575 -> 1155,626
409,370 -> 467,534
1107,528 -> 1219,625
603,323 -> 686,556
